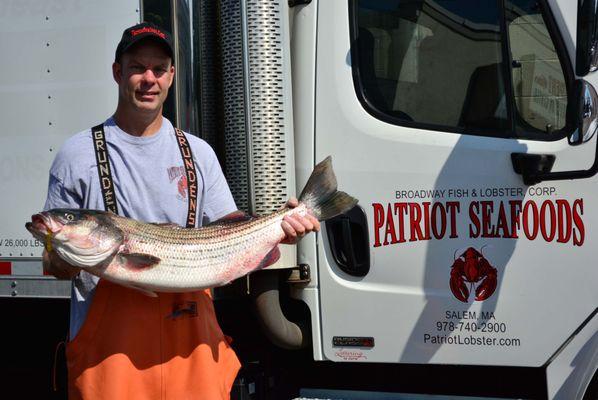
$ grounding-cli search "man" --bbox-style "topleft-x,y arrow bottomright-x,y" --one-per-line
43,22 -> 318,399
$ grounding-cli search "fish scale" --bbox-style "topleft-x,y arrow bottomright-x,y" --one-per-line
91,205 -> 306,292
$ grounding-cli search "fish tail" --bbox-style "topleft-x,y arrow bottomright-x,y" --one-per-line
298,156 -> 358,221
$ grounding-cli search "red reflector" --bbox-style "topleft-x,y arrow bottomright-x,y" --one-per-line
0,262 -> 11,275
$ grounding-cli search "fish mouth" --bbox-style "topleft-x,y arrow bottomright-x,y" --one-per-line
25,213 -> 62,241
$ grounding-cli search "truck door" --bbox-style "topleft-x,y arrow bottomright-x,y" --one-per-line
315,0 -> 597,367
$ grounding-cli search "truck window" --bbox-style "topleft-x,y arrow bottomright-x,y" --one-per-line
506,0 -> 567,135
351,0 -> 571,140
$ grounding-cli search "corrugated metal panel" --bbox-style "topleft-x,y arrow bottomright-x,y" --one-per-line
220,0 -> 290,215
221,0 -> 250,211
196,0 -> 220,147
245,0 -> 288,215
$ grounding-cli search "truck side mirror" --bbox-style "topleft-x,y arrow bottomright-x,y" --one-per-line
576,0 -> 598,76
569,79 -> 598,145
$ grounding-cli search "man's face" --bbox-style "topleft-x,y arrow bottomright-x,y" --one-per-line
113,40 -> 174,114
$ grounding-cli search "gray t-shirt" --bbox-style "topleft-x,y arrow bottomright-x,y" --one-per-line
44,117 -> 236,338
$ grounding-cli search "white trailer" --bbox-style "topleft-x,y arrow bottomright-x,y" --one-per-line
0,0 -> 596,399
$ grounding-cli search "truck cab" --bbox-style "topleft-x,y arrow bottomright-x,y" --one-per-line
0,0 -> 596,399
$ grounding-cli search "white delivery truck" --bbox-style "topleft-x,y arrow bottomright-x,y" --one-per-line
0,0 -> 596,399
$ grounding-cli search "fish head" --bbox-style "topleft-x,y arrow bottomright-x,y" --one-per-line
26,209 -> 123,268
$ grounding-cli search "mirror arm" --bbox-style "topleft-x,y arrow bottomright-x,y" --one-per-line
512,134 -> 598,185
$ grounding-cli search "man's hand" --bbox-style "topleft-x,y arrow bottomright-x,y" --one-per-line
42,249 -> 81,279
281,197 -> 320,244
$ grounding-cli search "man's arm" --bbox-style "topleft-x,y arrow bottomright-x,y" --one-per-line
43,249 -> 81,279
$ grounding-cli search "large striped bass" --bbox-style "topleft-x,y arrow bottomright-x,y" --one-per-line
26,157 -> 357,296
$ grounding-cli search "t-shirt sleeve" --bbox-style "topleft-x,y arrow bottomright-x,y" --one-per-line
201,148 -> 237,224
43,173 -> 83,211
43,134 -> 88,211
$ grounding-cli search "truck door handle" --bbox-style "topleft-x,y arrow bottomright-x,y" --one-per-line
511,153 -> 556,185
325,205 -> 370,277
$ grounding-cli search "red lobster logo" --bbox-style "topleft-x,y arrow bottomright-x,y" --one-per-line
449,247 -> 497,303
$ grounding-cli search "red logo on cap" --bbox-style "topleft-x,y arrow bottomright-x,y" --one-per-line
131,27 -> 166,39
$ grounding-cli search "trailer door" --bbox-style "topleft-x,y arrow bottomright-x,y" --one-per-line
315,0 -> 598,367
0,0 -> 139,296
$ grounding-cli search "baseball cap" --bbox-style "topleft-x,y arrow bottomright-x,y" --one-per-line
115,22 -> 174,63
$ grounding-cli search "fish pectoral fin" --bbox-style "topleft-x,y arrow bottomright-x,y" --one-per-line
258,246 -> 281,269
118,253 -> 161,270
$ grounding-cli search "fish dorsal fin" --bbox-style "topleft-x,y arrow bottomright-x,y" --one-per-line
207,211 -> 255,227
118,253 -> 161,270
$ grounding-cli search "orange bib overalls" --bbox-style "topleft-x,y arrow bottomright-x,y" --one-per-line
66,280 -> 240,399
68,125 -> 239,398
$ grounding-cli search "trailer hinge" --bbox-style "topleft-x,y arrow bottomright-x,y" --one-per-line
288,0 -> 312,7
286,264 -> 311,283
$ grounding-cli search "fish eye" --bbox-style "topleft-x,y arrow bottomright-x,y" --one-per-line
64,213 -> 75,221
